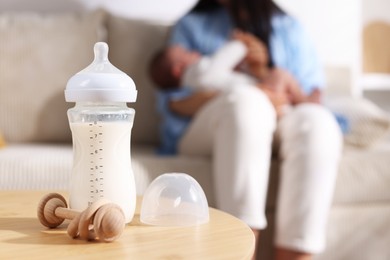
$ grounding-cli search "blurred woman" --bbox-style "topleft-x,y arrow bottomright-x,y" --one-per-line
152,0 -> 342,259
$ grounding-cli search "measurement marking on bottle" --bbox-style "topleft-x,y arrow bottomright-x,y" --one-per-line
88,121 -> 105,206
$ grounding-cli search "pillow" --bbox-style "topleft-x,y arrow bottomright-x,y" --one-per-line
107,15 -> 171,145
326,97 -> 390,148
0,132 -> 6,148
0,10 -> 106,143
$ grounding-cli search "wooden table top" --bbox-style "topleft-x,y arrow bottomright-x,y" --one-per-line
0,191 -> 255,259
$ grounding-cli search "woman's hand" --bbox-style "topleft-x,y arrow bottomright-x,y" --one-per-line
169,91 -> 219,117
305,88 -> 322,104
232,30 -> 269,79
263,68 -> 322,106
288,86 -> 322,105
257,83 -> 290,118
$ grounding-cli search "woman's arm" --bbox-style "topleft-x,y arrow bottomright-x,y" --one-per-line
235,30 -> 323,106
232,30 -> 269,80
169,91 -> 219,117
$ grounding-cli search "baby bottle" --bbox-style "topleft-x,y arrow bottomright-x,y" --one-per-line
65,42 -> 137,223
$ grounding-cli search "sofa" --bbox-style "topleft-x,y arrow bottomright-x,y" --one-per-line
1,8 -> 390,260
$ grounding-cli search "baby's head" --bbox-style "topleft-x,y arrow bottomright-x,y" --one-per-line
149,45 -> 200,89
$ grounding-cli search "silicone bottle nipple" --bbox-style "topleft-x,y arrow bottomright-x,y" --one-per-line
93,42 -> 109,71
82,42 -> 122,74
95,42 -> 109,62
65,42 -> 137,102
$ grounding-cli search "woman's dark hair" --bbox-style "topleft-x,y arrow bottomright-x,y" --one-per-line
190,0 -> 285,67
191,0 -> 222,12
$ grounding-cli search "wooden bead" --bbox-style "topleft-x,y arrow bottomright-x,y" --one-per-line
37,193 -> 68,228
94,203 -> 125,242
78,199 -> 110,240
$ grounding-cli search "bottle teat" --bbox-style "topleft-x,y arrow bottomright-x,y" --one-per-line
94,42 -> 109,62
65,42 -> 137,103
82,42 -> 122,74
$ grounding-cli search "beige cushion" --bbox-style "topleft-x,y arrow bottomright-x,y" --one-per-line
327,97 -> 390,148
0,144 -> 72,189
333,143 -> 390,205
263,204 -> 390,260
0,10 -> 106,143
363,21 -> 390,73
0,144 -> 215,206
107,15 -> 171,145
317,204 -> 390,260
0,132 -> 6,148
3,141 -> 390,206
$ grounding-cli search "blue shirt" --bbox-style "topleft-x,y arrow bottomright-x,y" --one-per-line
157,8 -> 324,155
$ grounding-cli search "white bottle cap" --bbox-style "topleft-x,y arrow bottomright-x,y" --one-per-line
65,42 -> 137,102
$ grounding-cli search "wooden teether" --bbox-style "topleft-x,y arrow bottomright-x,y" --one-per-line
37,193 -> 125,242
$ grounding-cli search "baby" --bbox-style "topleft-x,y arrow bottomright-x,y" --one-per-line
149,39 -> 313,112
149,40 -> 257,91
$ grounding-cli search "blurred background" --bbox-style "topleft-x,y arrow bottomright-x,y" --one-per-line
2,0 -> 388,111
1,2 -> 389,259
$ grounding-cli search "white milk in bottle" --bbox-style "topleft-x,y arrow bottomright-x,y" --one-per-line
65,42 -> 138,223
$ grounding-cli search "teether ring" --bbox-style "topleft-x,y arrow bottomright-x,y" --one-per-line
37,193 -> 125,242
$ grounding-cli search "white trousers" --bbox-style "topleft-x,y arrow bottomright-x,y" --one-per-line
178,87 -> 342,253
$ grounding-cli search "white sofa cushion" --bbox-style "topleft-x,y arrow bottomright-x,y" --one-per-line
0,144 -> 215,204
327,97 -> 390,148
318,204 -> 390,260
2,143 -> 390,207
0,10 -> 105,143
0,144 -> 72,190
